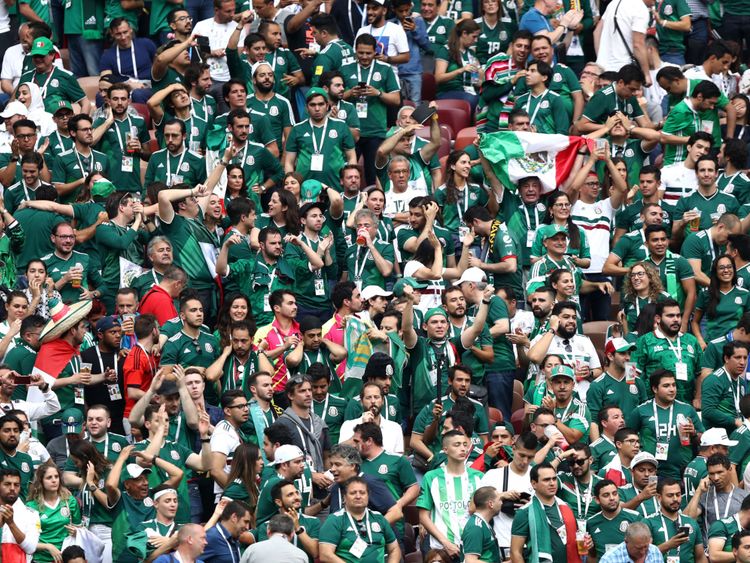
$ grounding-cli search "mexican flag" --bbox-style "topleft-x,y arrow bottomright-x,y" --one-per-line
479,132 -> 593,194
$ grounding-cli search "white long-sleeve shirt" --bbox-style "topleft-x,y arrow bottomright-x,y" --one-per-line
0,385 -> 61,422
2,498 -> 41,562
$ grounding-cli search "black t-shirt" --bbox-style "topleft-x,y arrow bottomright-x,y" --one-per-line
284,14 -> 315,82
80,347 -> 126,434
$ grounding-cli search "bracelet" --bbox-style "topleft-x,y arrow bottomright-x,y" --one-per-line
482,299 -> 491,305
200,438 -> 210,443
219,160 -> 230,166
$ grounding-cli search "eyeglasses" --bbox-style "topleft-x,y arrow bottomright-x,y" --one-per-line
629,271 -> 646,278
717,264 -> 734,271
228,403 -> 249,410
553,203 -> 571,208
562,339 -> 572,353
15,133 -> 36,140
583,181 -> 599,187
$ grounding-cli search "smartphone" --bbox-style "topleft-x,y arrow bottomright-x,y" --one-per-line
404,16 -> 414,23
357,81 -> 367,89
12,374 -> 31,385
678,525 -> 690,537
196,35 -> 210,52
518,492 -> 532,501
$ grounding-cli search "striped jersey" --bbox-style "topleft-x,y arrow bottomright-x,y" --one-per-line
571,196 -> 617,273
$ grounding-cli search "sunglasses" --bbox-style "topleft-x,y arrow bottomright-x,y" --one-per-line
570,458 -> 588,466
192,339 -> 203,355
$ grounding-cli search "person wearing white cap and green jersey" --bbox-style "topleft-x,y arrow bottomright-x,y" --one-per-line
256,444 -> 308,526
16,37 -> 90,115
617,451 -> 661,519
587,338 -> 648,439
684,427 -> 738,503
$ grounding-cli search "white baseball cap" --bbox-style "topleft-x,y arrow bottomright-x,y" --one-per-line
0,101 -> 29,119
271,444 -> 305,466
360,285 -> 392,301
454,267 -> 487,286
700,427 -> 738,447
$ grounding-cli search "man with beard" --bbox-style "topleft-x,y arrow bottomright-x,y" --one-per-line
247,62 -> 295,151
0,467 -> 39,560
543,365 -> 592,444
702,342 -> 749,434
0,415 -> 34,499
41,223 -> 100,305
51,115 -> 109,204
286,317 -> 345,383
587,339 -> 647,440
3,152 -> 54,215
645,478 -> 707,562
338,383 -> 403,454
166,8 -> 193,44
590,406 -> 626,472
627,370 -> 704,479
319,71 -> 360,143
145,120 -> 207,187
256,20 -> 303,100
586,479 -> 641,560
554,442 -> 602,521
92,84 -> 152,195
397,198 -> 454,266
148,82 -> 210,153
108,445 -> 184,563
478,432 -> 536,558
184,63 -> 216,125
343,353 -> 403,421
255,445 -> 308,525
527,301 -> 602,398
130,236 -> 174,300
285,88 -> 357,189
635,299 -> 702,405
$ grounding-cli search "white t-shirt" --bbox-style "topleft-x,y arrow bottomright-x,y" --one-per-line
383,185 -> 427,219
210,419 -> 241,493
571,197 -> 617,274
0,44 -> 64,90
595,0 -> 649,72
338,415 -> 404,454
528,333 -> 601,399
192,17 -> 246,82
356,22 -> 409,58
661,162 -> 698,204
478,465 -> 533,548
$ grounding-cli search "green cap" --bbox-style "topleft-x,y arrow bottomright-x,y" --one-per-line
424,307 -> 448,322
29,36 -> 54,57
301,179 -> 324,203
393,277 -> 429,297
91,179 -> 116,199
49,99 -> 73,114
60,408 -> 83,434
540,223 -> 568,241
306,87 -> 328,101
550,365 -> 575,380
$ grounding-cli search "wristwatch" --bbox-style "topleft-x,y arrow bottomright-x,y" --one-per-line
295,526 -> 305,535
86,483 -> 97,492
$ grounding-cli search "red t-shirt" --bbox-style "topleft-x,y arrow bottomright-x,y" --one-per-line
138,285 -> 177,326
122,344 -> 158,417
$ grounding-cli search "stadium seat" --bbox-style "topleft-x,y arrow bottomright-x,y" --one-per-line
132,103 -> 151,130
510,408 -> 525,435
77,76 -> 100,104
404,504 -> 420,526
454,126 -> 478,151
434,98 -> 472,119
404,551 -> 423,563
488,406 -> 503,425
421,72 -> 436,101
436,107 -> 471,140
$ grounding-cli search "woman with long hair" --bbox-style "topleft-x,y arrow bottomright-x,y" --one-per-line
215,293 -> 253,347
0,290 -> 29,358
620,262 -> 670,335
204,193 -> 225,238
523,353 -> 564,415
475,0 -> 512,64
434,19 -> 482,111
724,94 -> 750,149
22,260 -> 62,319
531,190 -> 591,269
693,254 -> 750,348
221,442 -> 263,525
27,461 -> 82,563
68,440 -> 113,551
251,189 -> 301,248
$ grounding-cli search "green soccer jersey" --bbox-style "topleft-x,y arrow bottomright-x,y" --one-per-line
512,89 -> 569,134
27,496 -> 82,563
41,131 -> 74,170
312,393 -> 347,444
510,499 -> 568,561
111,492 -> 156,563
644,511 -> 703,562
515,63 -> 582,121
246,94 -> 295,150
433,44 -> 477,95
190,95 -> 217,125
708,514 -> 743,555
13,208 -> 65,274
266,48 -> 301,99
696,286 -> 750,341
655,0 -> 691,53
603,138 -> 649,188
682,229 -> 726,281
586,508 -> 641,559
5,343 -> 36,378
557,473 -> 602,520
17,66 -> 86,106
319,508 -> 396,563
130,269 -> 162,299
674,190 -> 739,232
462,514 -> 501,562
620,292 -> 671,333
93,114 -> 150,193
663,98 -> 725,166
161,330 -> 219,371
589,436 -> 617,472
341,60 -> 400,138
286,117 -> 355,188
3,181 -> 47,215
416,466 -> 484,548
285,235 -> 338,311
586,371 -> 648,426
434,183 -> 489,232
474,18 -> 511,65
95,221 -> 148,302
226,140 -> 284,189
361,449 -> 417,503
719,171 -> 750,205
487,295 -> 515,372
423,16 -> 454,50
0,450 -> 33,499
644,253 -> 695,307
160,214 -> 219,290
345,241 -> 395,288
256,469 -> 315,525
480,219 -> 523,296
554,398 -> 592,443
530,255 -> 584,297
615,202 -> 673,235
531,224 -> 591,262
42,250 -> 100,304
617,483 -> 660,518
730,423 -> 750,476
701,366 -> 745,434
505,200 -> 546,268
18,0 -> 50,25
51,148 -> 110,203
582,84 -> 644,125
635,330 -> 702,403
313,39 -> 356,79
332,100 -> 361,135
134,438 -> 194,524
413,394 -> 489,454
144,148 -> 207,188
227,255 -> 295,326
396,225 -> 454,265
683,455 -> 707,502
627,399 -> 705,478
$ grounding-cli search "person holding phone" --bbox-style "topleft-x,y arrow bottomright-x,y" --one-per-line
644,478 -> 707,563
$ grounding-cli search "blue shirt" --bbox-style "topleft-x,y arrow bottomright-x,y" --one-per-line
329,473 -> 396,515
99,38 -> 156,81
519,7 -> 552,34
202,523 -> 241,563
599,541 -> 665,563
390,17 -> 431,76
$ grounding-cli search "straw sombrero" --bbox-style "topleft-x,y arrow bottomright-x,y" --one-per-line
40,298 -> 93,344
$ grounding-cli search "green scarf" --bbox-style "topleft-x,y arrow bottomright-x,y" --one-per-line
81,0 -> 102,39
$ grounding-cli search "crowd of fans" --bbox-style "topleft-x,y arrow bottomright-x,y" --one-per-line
0,0 -> 749,561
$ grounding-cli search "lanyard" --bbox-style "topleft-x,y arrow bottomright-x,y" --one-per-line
94,347 -> 119,381
557,399 -> 574,422
357,63 -> 376,88
34,69 -> 55,97
713,485 -> 735,519
89,432 -> 110,461
75,150 -> 93,179
522,204 -> 539,230
166,150 -> 187,183
228,356 -> 247,390
348,0 -> 364,37
311,118 -> 329,155
114,116 -> 134,154
216,525 -> 238,563
729,370 -> 744,413
526,89 -> 549,126
320,393 -> 329,418
664,335 -> 682,362
660,513 -> 682,556
425,17 -> 439,35
172,413 -> 182,442
653,400 -> 675,441
346,509 -> 373,544
116,45 -> 139,80
574,479 -> 593,519
191,96 -> 209,119
456,184 -> 470,221
353,247 -> 371,281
